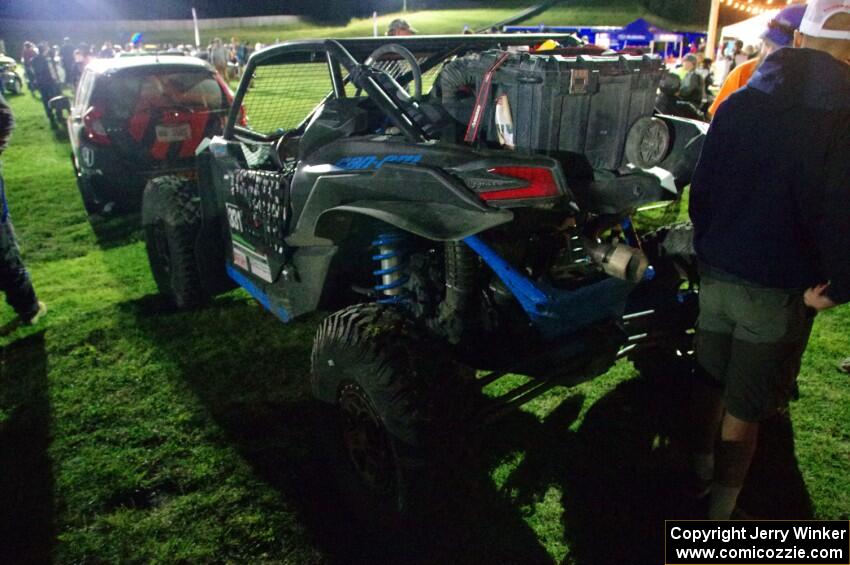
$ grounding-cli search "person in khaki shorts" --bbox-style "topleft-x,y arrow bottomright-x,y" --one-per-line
687,0 -> 850,520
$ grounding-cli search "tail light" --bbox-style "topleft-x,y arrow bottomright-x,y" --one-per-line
215,74 -> 247,127
83,106 -> 111,145
478,166 -> 560,201
236,104 -> 247,127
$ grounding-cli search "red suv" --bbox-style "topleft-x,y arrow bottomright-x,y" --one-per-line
63,56 -> 233,215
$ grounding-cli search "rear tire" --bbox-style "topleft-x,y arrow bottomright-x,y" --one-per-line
142,175 -> 207,309
311,303 -> 469,527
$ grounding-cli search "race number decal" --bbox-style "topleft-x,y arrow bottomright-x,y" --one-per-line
226,203 -> 243,233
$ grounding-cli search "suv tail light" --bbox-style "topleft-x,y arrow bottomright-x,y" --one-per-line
215,74 -> 247,127
479,166 -> 560,201
83,106 -> 111,145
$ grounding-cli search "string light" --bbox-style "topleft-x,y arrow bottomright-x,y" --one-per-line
721,0 -> 803,14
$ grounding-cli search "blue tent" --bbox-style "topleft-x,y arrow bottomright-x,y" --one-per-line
614,18 -> 682,46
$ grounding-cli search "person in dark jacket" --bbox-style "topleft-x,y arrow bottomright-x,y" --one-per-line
59,37 -> 76,87
678,54 -> 704,107
687,0 -> 850,520
0,93 -> 46,334
30,42 -> 61,128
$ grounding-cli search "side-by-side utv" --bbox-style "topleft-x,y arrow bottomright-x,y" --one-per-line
141,34 -> 706,519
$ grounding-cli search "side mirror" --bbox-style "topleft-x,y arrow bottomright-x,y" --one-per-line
48,95 -> 71,120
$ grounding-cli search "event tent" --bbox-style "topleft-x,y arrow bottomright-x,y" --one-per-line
614,18 -> 682,46
504,18 -> 702,54
720,9 -> 780,46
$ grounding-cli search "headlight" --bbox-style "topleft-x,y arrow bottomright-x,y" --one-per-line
625,117 -> 671,170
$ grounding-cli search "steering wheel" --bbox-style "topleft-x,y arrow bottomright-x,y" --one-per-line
359,43 -> 423,101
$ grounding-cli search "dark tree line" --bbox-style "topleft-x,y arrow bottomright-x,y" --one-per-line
639,0 -> 712,23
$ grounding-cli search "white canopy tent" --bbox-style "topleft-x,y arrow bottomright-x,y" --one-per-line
720,9 -> 780,46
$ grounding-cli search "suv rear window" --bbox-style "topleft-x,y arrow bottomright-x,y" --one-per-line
95,69 -> 227,119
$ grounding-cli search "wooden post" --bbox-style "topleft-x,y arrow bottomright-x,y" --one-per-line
706,0 -> 721,58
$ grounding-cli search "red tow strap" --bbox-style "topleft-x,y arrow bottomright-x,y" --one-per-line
463,51 -> 511,144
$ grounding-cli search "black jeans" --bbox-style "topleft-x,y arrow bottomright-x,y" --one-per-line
37,83 -> 60,126
0,220 -> 38,320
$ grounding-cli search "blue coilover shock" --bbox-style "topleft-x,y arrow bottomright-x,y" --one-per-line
372,232 -> 410,304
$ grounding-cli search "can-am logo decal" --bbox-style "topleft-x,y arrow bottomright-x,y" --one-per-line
334,154 -> 422,170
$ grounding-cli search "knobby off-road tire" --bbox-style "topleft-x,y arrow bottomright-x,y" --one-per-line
7,76 -> 23,95
629,222 -> 699,380
142,175 -> 207,309
311,303 -> 470,527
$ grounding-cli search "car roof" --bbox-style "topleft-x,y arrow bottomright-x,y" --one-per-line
86,55 -> 213,75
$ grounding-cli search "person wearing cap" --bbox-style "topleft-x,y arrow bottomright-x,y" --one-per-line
386,19 -> 417,37
687,0 -> 850,520
678,54 -> 704,107
708,4 -> 807,118
0,93 -> 46,334
30,42 -> 61,128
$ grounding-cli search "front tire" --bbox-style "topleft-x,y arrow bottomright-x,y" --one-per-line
142,175 -> 207,309
7,76 -> 23,95
311,303 -> 468,525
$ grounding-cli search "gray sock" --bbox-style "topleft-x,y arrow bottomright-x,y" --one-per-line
708,484 -> 741,520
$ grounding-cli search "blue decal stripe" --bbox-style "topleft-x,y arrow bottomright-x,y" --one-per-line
226,263 -> 291,323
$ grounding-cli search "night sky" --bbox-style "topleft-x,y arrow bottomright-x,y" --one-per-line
0,0 -> 323,20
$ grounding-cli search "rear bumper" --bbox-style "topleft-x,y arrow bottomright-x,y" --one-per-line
76,143 -> 195,206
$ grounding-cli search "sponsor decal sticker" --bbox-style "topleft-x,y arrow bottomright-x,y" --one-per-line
334,154 -> 422,171
232,241 -> 274,283
250,254 -> 273,283
232,246 -> 248,270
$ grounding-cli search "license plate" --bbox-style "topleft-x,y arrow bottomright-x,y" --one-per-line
155,123 -> 191,143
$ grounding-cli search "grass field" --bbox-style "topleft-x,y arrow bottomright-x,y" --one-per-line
1,16 -> 849,565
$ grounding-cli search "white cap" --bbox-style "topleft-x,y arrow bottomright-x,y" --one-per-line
800,0 -> 850,40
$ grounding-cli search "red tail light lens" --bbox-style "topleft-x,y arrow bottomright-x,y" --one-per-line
215,74 -> 246,126
479,166 -> 560,201
83,106 -> 111,145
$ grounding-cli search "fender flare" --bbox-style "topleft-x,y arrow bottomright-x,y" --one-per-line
314,200 -> 512,242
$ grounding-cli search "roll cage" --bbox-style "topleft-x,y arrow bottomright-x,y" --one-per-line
223,34 -> 583,142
